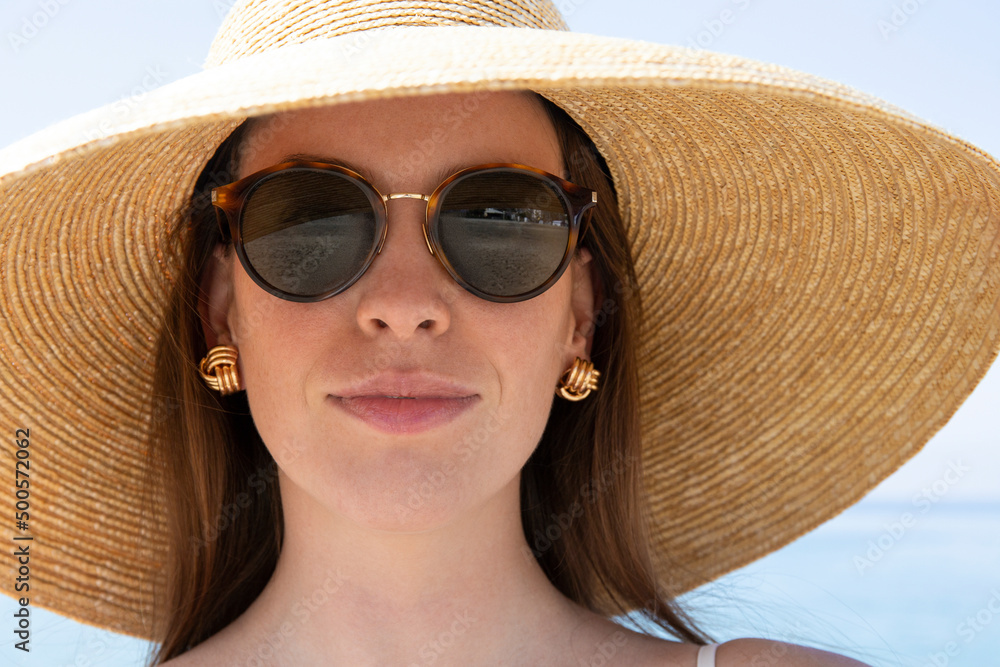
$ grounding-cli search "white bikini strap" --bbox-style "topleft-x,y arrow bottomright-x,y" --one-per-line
696,643 -> 719,667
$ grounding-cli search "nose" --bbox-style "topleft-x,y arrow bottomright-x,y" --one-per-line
354,199 -> 454,338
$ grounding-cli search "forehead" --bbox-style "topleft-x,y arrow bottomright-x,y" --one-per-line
236,91 -> 563,191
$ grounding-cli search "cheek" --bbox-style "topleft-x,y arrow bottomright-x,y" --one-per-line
228,269 -> 320,465
484,287 -> 577,447
231,270 -> 295,381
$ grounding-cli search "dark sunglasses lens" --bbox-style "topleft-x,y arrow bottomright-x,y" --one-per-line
437,171 -> 571,297
241,170 -> 377,297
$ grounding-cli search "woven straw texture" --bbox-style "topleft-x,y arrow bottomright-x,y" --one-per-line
1,0 -> 999,640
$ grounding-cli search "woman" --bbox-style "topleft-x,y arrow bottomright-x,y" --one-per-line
1,1 -> 997,665
151,89 -> 871,665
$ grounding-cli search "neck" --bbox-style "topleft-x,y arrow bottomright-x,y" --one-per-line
217,472 -> 596,665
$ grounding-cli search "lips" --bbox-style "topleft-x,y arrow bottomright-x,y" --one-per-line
330,373 -> 479,434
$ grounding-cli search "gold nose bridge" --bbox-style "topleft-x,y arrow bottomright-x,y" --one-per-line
381,192 -> 436,256
385,193 -> 430,201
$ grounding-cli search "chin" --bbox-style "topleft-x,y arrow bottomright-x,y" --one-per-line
299,446 -> 483,532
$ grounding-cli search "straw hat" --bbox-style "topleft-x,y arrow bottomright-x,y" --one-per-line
1,0 -> 998,640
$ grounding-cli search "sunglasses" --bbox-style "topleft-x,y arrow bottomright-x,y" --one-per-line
211,161 -> 597,303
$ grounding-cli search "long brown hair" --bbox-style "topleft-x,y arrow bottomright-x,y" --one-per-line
146,94 -> 708,663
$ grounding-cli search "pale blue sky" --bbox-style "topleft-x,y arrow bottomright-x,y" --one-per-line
1,1 -> 998,665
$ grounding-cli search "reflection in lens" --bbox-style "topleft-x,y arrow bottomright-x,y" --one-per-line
438,171 -> 570,297
242,170 -> 376,296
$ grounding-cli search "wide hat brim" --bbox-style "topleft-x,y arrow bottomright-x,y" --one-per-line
1,24 -> 999,639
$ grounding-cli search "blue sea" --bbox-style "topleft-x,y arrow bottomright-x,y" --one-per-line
2,499 -> 998,666
678,501 -> 1000,667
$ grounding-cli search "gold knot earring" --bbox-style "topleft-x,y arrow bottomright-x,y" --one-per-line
198,344 -> 244,395
556,357 -> 600,401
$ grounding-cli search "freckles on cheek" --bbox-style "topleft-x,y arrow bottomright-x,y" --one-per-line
230,280 -> 301,393
234,300 -> 318,470
488,301 -> 568,414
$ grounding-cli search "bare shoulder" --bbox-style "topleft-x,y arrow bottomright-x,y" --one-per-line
716,638 -> 872,667
155,633 -> 235,667
585,627 -> 699,666
158,652 -> 195,666
599,632 -> 872,667
156,647 -> 210,667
